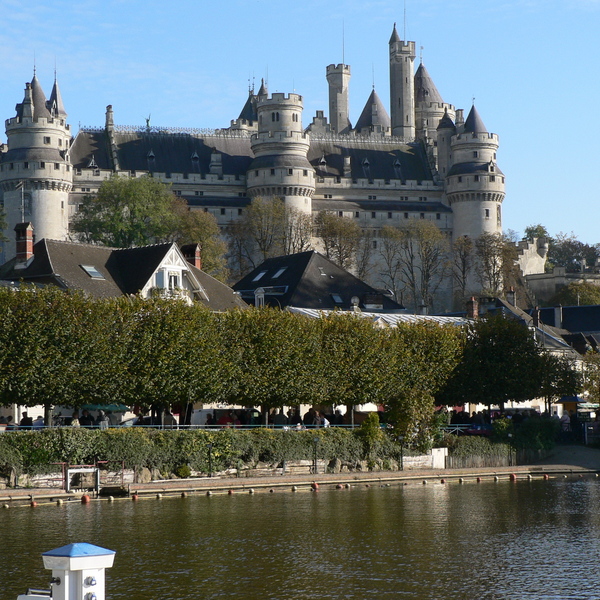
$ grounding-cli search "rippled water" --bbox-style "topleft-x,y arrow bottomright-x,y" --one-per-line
4,479 -> 600,600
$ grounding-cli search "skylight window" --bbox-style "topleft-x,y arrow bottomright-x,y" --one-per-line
272,267 -> 287,279
331,293 -> 343,304
252,270 -> 267,282
80,265 -> 105,280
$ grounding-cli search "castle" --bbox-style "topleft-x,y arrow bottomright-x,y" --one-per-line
0,24 -> 543,311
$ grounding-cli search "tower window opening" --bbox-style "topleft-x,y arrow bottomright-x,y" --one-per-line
255,170 -> 259,176
9,163 -> 13,170
420,213 -> 425,219
238,208 -> 242,215
372,240 -> 377,249
355,212 -> 360,218
303,170 -> 308,176
58,139 -> 62,146
272,113 -> 275,122
23,162 -> 28,169
436,213 -> 441,220
371,212 -> 376,219
43,136 -> 50,144
54,163 -> 60,170
338,211 -> 343,217
474,175 -> 479,182
404,212 -> 409,219
220,208 -> 226,215
485,209 -> 490,219
388,212 -> 392,219
458,176 -> 462,183
270,169 -> 275,176
40,162 -> 45,168
288,169 -> 293,175
473,151 -> 478,158
490,176 -> 495,182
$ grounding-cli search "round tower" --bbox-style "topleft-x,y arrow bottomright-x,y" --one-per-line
246,92 -> 315,214
446,105 -> 505,240
0,74 -> 72,259
389,24 -> 416,139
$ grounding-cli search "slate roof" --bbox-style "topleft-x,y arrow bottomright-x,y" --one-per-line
415,64 -> 444,105
447,161 -> 504,177
71,128 -> 435,186
233,250 -> 405,312
535,305 -> 600,335
354,89 -> 391,131
70,130 -> 255,175
0,239 -> 246,310
308,139 -> 432,182
463,105 -> 488,134
312,199 -> 451,213
30,74 -> 51,119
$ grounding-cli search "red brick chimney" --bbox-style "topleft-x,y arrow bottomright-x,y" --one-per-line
466,296 -> 479,319
14,222 -> 34,269
181,243 -> 202,270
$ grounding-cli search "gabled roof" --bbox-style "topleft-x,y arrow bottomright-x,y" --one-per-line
463,105 -> 488,133
415,64 -> 444,105
233,250 -> 404,312
0,239 -> 246,310
354,89 -> 391,132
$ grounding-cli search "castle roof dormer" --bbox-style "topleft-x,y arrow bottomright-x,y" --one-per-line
463,105 -> 487,134
415,64 -> 443,105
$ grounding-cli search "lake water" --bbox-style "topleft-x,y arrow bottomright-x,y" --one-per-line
4,477 -> 600,600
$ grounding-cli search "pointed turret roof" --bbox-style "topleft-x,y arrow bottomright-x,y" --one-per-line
436,108 -> 455,131
389,23 -> 401,44
238,91 -> 257,122
415,64 -> 444,105
49,77 -> 67,117
355,89 -> 391,131
257,78 -> 268,96
30,73 -> 51,119
463,105 -> 487,133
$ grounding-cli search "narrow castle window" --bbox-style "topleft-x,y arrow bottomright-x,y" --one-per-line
485,209 -> 490,219
420,213 -> 425,219
44,136 -> 50,144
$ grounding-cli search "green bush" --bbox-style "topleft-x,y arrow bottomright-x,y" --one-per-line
0,426 -> 403,478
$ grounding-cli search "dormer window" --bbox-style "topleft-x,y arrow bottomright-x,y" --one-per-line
272,267 -> 287,279
191,151 -> 200,161
147,150 -> 155,160
331,293 -> 343,304
80,265 -> 105,280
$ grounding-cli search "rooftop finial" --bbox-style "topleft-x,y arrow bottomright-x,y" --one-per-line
420,45 -> 424,64
342,20 -> 345,65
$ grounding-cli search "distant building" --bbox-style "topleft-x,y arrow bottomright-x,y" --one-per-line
233,250 -> 404,312
0,223 -> 246,311
0,23 -> 546,312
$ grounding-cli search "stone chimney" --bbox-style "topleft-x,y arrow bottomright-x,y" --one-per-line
181,243 -> 202,270
14,222 -> 34,269
554,305 -> 563,329
532,306 -> 540,328
506,286 -> 516,306
466,296 -> 479,319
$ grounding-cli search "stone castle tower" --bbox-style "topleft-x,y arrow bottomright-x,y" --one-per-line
0,73 -> 72,259
247,89 -> 315,215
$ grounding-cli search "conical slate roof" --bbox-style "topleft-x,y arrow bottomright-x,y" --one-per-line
355,89 -> 391,131
30,74 -> 51,119
238,91 -> 257,122
437,108 -> 455,131
389,23 -> 400,44
257,78 -> 267,96
415,63 -> 443,105
463,105 -> 487,133
49,78 -> 67,117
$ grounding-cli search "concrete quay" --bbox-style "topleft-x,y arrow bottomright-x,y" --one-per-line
2,445 -> 599,507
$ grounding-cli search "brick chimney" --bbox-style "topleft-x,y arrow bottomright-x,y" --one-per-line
14,222 -> 34,269
181,243 -> 202,270
466,296 -> 479,319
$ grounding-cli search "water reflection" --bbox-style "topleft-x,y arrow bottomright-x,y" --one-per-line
4,480 -> 600,600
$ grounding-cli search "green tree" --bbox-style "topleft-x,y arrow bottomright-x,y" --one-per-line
451,235 -> 474,305
550,281 -> 600,306
314,211 -> 361,270
167,200 -> 229,281
538,353 -> 582,413
71,175 -> 181,247
474,232 -> 517,296
436,314 -> 544,410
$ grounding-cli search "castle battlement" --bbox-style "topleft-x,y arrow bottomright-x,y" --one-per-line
326,64 -> 350,74
257,93 -> 303,106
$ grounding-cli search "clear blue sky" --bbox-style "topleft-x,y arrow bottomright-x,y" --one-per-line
1,0 -> 598,243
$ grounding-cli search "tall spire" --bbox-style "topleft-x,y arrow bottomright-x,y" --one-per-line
463,105 -> 488,133
49,75 -> 67,118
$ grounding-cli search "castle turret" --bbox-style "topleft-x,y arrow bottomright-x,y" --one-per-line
246,92 -> 315,214
436,108 -> 456,178
389,23 -> 415,139
0,73 -> 72,259
446,105 -> 505,240
414,63 -> 455,143
354,89 -> 391,136
326,64 -> 351,135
